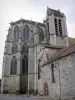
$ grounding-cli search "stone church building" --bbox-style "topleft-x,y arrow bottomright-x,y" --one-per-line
1,7 -> 75,99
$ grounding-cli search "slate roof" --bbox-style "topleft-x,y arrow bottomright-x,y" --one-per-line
48,8 -> 65,18
43,43 -> 75,66
10,19 -> 45,27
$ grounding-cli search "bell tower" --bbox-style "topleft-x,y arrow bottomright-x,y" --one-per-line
44,6 -> 69,47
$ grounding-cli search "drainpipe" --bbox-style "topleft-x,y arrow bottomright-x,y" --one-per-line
34,45 -> 37,91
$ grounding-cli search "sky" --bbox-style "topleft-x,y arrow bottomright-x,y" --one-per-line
0,0 -> 75,78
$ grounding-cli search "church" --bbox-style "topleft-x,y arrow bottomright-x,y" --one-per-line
1,6 -> 75,100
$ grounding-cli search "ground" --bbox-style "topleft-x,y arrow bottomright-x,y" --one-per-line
0,94 -> 60,100
0,95 -> 39,100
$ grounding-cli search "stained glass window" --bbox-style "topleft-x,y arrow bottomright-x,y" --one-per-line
38,27 -> 44,42
14,26 -> 19,41
23,25 -> 29,41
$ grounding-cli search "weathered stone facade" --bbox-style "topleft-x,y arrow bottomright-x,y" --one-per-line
41,53 -> 75,100
2,6 -> 75,100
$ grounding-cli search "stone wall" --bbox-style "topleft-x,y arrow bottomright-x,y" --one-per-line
56,36 -> 69,47
37,44 -> 58,64
59,54 -> 75,100
41,62 -> 60,99
8,75 -> 20,93
41,53 -> 75,100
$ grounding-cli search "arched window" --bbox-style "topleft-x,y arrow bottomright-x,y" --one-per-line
22,55 -> 28,75
51,63 -> 55,83
22,43 -> 28,54
23,25 -> 29,41
38,63 -> 41,79
12,43 -> 18,54
47,22 -> 49,33
38,27 -> 44,42
14,25 -> 19,41
10,56 -> 17,75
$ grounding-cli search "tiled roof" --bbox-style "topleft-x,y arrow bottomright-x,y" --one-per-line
43,43 -> 75,66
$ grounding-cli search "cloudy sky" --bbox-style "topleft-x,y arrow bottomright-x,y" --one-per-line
0,0 -> 75,78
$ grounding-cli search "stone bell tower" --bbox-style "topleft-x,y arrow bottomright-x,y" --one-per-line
44,6 -> 69,47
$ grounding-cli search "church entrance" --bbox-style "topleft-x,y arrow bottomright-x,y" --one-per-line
44,82 -> 49,95
20,55 -> 28,94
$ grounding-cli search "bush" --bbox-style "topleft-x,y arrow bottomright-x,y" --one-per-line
27,89 -> 38,95
33,90 -> 38,96
28,89 -> 35,95
16,90 -> 20,94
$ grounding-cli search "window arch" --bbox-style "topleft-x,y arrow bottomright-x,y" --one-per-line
10,56 -> 17,75
22,55 -> 28,75
38,27 -> 44,42
22,43 -> 28,54
23,25 -> 29,41
51,63 -> 55,83
14,25 -> 19,41
12,43 -> 18,54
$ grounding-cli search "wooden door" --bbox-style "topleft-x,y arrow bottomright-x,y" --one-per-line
44,82 -> 49,95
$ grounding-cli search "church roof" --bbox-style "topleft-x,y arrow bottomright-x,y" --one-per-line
43,43 -> 75,66
10,19 -> 45,27
48,8 -> 65,18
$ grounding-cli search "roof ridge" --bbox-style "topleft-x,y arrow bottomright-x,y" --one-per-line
10,18 -> 44,25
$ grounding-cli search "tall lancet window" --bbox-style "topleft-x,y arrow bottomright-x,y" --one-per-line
12,43 -> 18,54
51,63 -> 55,83
22,55 -> 28,75
14,25 -> 19,41
22,43 -> 28,54
47,22 -> 49,33
38,27 -> 44,42
21,43 -> 28,75
23,25 -> 29,41
58,19 -> 62,36
38,64 -> 41,79
10,56 -> 17,75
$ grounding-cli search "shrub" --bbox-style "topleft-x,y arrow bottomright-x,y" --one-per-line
33,90 -> 38,96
